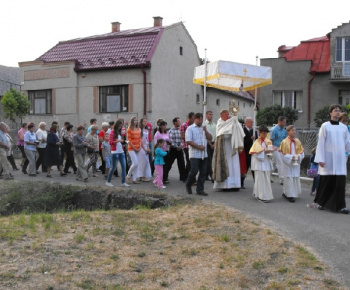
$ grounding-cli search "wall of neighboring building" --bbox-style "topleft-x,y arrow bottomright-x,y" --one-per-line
19,61 -> 79,126
330,22 -> 350,67
19,61 -> 151,127
149,23 -> 203,123
260,58 -> 312,126
76,68 -> 148,126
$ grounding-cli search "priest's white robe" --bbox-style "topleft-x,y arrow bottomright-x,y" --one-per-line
315,122 -> 350,175
251,143 -> 274,201
281,143 -> 304,198
213,117 -> 243,189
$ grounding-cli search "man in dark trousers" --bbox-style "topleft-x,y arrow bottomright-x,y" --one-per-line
242,117 -> 257,188
164,117 -> 186,182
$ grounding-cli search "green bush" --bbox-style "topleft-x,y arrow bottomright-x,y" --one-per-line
314,105 -> 349,127
256,105 -> 298,126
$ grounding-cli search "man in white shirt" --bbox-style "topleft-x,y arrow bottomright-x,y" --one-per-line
185,113 -> 212,196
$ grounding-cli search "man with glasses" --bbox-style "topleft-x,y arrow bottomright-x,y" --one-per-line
314,104 -> 350,214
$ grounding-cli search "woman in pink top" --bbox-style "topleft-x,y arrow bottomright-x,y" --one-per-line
153,120 -> 170,184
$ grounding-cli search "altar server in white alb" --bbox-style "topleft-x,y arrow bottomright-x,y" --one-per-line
314,104 -> 350,214
279,125 -> 304,203
249,125 -> 276,203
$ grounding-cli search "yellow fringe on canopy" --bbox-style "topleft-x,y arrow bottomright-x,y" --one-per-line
193,73 -> 272,92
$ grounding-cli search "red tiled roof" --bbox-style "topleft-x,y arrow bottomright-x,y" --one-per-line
283,35 -> 330,73
36,26 -> 165,71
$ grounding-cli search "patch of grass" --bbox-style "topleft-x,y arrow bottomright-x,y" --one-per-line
287,280 -> 301,286
138,252 -> 146,258
74,233 -> 85,243
252,260 -> 265,270
0,190 -> 341,289
160,281 -> 169,287
323,278 -> 340,287
296,245 -> 317,267
278,267 -> 289,274
218,234 -> 230,242
76,280 -> 96,289
0,271 -> 15,280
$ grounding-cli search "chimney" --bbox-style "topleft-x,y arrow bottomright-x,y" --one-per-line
111,22 -> 121,32
153,16 -> 163,27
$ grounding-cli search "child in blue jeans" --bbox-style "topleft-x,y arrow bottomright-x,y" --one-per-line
102,134 -> 112,179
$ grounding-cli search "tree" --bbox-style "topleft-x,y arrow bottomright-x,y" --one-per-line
1,88 -> 30,123
314,105 -> 349,127
256,104 -> 299,126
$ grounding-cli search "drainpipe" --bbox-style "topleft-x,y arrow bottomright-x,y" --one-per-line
141,65 -> 147,117
307,72 -> 315,127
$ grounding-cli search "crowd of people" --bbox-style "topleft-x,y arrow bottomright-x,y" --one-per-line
0,103 -> 349,214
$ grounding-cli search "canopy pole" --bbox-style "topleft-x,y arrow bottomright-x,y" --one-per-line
253,56 -> 259,139
202,49 -> 208,160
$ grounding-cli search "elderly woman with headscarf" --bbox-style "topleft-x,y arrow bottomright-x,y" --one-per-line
45,124 -> 67,177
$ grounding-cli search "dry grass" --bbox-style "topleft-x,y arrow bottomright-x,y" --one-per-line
0,201 -> 342,289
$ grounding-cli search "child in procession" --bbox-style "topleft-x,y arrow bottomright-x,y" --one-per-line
280,125 -> 304,203
153,138 -> 167,189
102,133 -> 112,179
249,125 -> 275,203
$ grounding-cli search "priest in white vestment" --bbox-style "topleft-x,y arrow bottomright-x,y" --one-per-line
314,104 -> 350,214
212,109 -> 245,190
280,125 -> 304,202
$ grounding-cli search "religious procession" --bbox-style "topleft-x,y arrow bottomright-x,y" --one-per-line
1,102 -> 349,216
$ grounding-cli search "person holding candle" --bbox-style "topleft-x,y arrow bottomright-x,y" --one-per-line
249,125 -> 275,203
279,125 -> 304,203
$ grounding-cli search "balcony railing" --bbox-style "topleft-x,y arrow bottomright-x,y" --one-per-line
331,63 -> 350,79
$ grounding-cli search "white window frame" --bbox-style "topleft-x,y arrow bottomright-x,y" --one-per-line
273,90 -> 303,112
28,89 -> 52,115
99,85 -> 128,113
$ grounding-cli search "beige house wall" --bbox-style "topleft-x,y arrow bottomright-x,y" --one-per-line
149,24 -> 203,123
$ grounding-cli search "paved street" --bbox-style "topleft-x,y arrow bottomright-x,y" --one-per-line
3,168 -> 350,286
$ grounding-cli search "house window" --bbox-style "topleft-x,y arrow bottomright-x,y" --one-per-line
339,90 -> 350,106
180,46 -> 183,56
99,85 -> 128,113
216,99 -> 220,106
336,37 -> 350,62
273,90 -> 303,112
196,94 -> 200,104
28,90 -> 52,114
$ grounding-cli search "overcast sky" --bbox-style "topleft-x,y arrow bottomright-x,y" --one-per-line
1,0 -> 350,68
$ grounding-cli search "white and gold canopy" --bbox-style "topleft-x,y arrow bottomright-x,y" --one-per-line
193,60 -> 272,92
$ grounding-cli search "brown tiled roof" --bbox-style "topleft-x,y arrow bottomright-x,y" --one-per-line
36,26 -> 166,71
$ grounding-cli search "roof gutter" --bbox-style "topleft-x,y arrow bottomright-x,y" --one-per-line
307,72 -> 315,126
141,65 -> 147,117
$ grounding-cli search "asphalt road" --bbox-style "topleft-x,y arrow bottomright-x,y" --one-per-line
5,167 -> 350,286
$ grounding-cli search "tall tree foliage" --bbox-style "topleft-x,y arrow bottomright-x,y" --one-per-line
1,88 -> 30,123
256,105 -> 299,126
